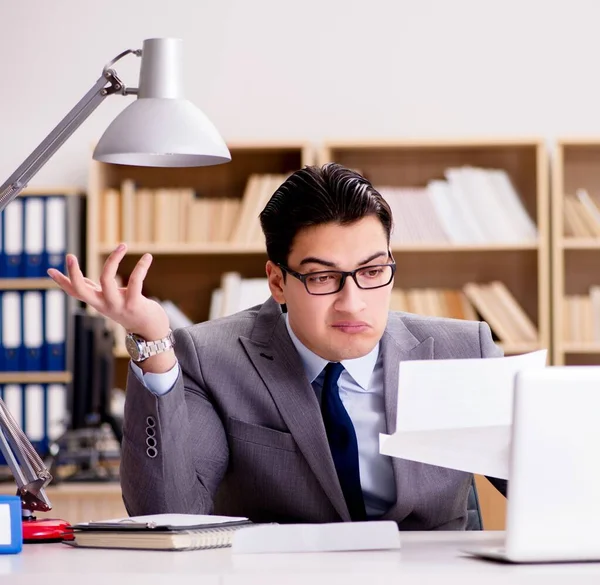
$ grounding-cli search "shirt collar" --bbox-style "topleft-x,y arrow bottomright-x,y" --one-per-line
284,314 -> 379,390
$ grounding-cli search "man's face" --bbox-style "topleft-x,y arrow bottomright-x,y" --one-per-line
266,216 -> 393,362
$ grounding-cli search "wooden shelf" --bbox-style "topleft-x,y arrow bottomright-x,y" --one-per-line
391,243 -> 538,253
0,371 -> 72,384
89,143 -> 313,389
560,343 -> 600,354
320,139 -> 550,365
552,140 -> 600,364
562,238 -> 600,250
98,243 -> 268,256
98,242 -> 540,256
0,278 -> 59,290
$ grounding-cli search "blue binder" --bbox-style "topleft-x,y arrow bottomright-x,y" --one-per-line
1,291 -> 23,371
23,196 -> 45,278
23,291 -> 43,371
2,198 -> 24,278
44,289 -> 66,371
24,383 -> 48,457
43,196 -> 66,274
0,496 -> 22,554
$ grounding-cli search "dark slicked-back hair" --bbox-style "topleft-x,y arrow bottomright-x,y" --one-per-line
259,163 -> 393,266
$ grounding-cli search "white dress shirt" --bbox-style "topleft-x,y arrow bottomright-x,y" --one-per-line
283,315 -> 395,517
131,315 -> 396,517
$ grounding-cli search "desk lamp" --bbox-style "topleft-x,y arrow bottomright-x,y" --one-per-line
0,37 -> 231,541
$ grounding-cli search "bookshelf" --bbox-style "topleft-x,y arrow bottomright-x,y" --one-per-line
0,187 -> 84,460
320,139 -> 551,530
87,142 -> 313,388
552,140 -> 600,365
319,139 -> 550,357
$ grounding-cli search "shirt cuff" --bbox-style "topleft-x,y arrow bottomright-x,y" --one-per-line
130,360 -> 180,396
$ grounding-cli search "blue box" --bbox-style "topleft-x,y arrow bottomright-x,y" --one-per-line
0,496 -> 22,554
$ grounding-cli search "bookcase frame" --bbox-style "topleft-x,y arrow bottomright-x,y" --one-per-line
320,139 -> 551,531
87,142 -> 313,386
552,139 -> 600,365
0,187 -> 83,385
319,139 -> 550,358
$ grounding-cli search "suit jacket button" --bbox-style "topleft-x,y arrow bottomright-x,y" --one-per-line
146,426 -> 156,437
146,446 -> 158,458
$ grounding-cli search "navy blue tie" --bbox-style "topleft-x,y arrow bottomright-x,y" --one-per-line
320,362 -> 366,521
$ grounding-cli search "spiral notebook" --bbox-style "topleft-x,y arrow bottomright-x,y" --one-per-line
66,514 -> 253,551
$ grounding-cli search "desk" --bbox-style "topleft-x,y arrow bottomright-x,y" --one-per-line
3,531 -> 600,584
0,482 -> 127,524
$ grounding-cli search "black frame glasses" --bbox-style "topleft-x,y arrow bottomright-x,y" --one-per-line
278,262 -> 397,296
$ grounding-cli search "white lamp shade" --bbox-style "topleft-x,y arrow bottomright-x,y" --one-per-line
93,97 -> 231,167
93,38 -> 231,167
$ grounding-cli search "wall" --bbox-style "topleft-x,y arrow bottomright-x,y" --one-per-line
0,0 -> 598,188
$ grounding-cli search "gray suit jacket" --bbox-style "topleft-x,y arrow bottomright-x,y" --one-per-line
121,297 -> 503,529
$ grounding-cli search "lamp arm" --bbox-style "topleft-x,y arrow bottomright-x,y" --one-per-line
0,46 -> 143,515
0,71 -> 121,212
0,398 -> 52,513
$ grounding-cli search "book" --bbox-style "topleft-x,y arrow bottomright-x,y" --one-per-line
66,513 -> 253,551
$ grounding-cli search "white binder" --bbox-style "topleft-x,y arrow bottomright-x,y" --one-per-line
3,199 -> 23,276
44,289 -> 66,370
45,197 -> 66,271
24,197 -> 44,276
23,291 -> 43,370
47,384 -> 67,441
3,385 -> 23,429
24,384 -> 45,442
2,292 -> 22,370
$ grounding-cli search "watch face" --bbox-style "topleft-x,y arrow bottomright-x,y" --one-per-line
125,335 -> 142,361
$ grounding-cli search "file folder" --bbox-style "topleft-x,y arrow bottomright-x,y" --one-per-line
44,289 -> 66,371
44,196 -> 66,274
2,199 -> 23,277
47,383 -> 67,441
23,197 -> 44,277
2,292 -> 23,371
3,384 -> 23,430
25,384 -> 45,443
23,291 -> 43,371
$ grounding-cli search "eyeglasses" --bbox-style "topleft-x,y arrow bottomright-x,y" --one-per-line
278,262 -> 396,295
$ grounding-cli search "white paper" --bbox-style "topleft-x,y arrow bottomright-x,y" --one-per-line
379,350 -> 548,479
79,513 -> 248,528
232,521 -> 401,554
380,425 -> 511,478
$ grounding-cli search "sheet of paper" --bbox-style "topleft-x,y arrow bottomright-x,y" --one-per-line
232,521 -> 401,554
380,425 -> 511,478
379,350 -> 548,479
396,350 -> 547,432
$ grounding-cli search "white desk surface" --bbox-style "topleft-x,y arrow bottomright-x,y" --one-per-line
4,531 -> 600,585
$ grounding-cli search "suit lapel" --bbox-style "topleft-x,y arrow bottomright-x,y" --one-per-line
380,315 -> 434,521
239,299 -> 350,521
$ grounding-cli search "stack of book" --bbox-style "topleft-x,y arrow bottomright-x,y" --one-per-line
68,513 -> 253,551
563,189 -> 600,238
563,288 -> 600,343
99,174 -> 288,246
391,281 -> 538,345
378,166 -> 538,244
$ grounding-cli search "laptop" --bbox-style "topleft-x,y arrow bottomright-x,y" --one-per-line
465,366 -> 600,563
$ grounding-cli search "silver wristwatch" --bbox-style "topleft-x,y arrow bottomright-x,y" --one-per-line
125,330 -> 176,363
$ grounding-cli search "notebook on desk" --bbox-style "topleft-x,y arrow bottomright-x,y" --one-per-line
66,513 -> 253,551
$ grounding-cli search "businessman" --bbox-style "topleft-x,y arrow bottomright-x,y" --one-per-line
49,163 -> 506,529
